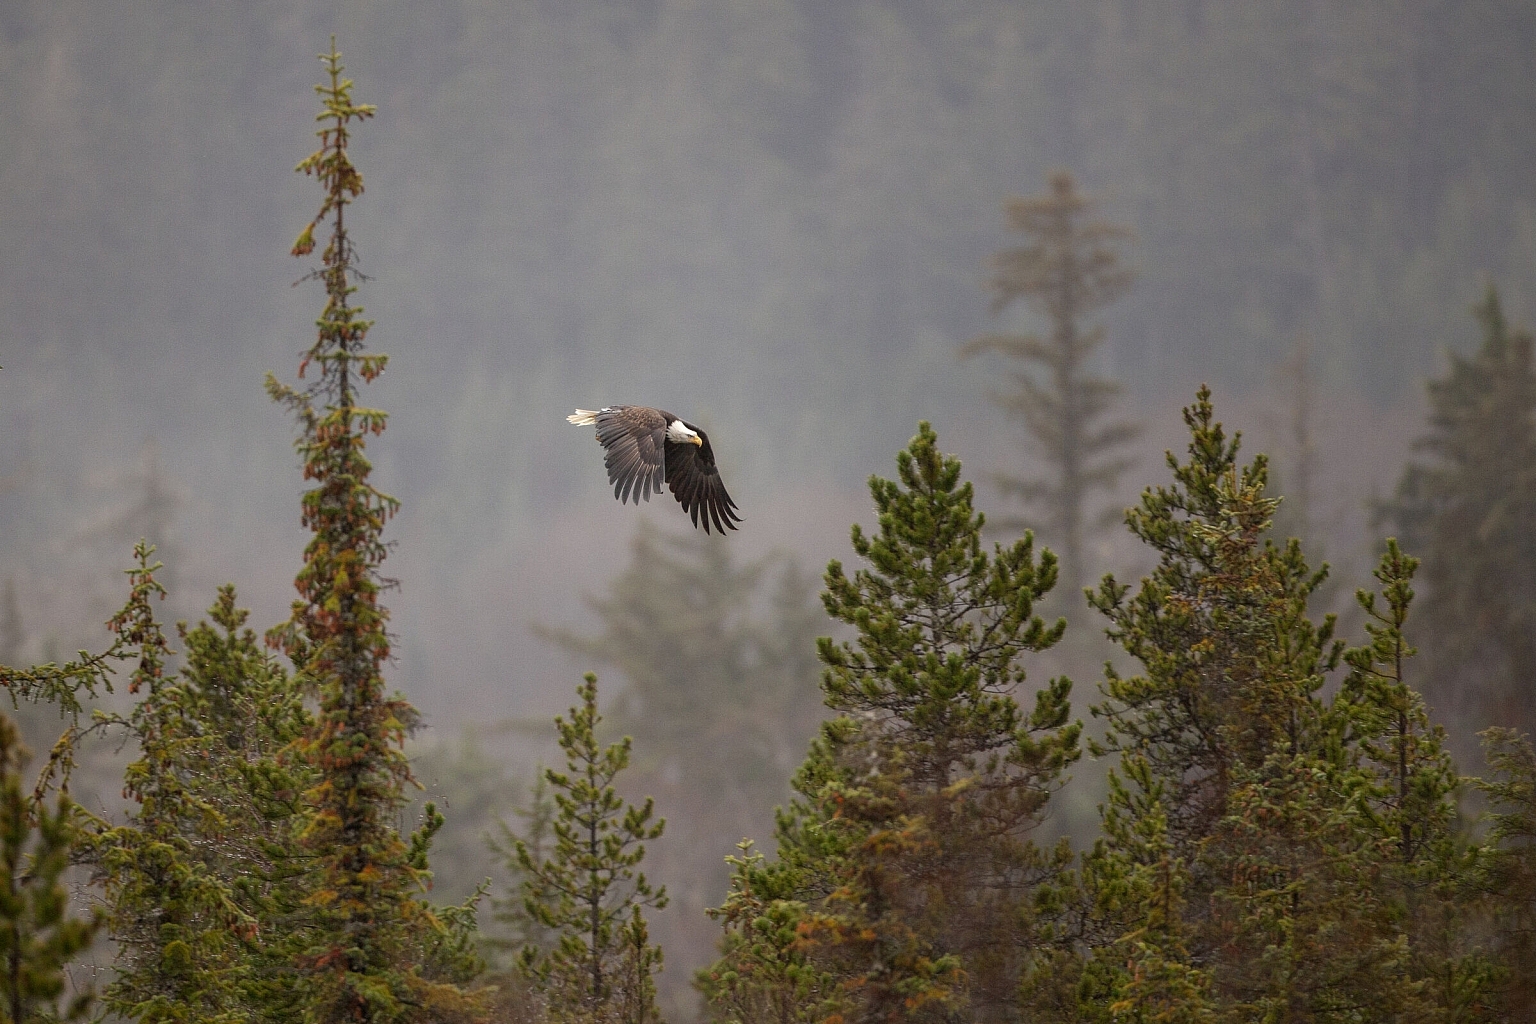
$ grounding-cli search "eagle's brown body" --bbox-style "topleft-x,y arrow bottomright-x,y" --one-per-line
567,405 -> 741,534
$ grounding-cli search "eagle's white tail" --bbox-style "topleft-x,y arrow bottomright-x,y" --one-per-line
567,409 -> 599,426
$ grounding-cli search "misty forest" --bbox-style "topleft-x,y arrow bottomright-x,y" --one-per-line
2,2 -> 1536,1022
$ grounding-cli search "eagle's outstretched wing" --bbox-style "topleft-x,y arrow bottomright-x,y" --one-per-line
587,406 -> 668,504
665,427 -> 741,534
569,406 -> 741,532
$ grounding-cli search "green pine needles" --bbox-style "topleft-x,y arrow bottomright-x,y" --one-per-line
517,674 -> 667,1024
819,421 -> 1079,796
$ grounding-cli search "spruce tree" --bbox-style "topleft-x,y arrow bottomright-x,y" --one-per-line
517,674 -> 667,1024
1087,386 -> 1340,854
1386,286 -> 1536,739
1080,388 -> 1372,1019
266,41 -> 480,1023
0,710 -> 100,1024
94,555 -> 263,1023
1074,391 -> 1500,1021
94,575 -> 313,1023
962,171 -> 1139,598
539,523 -> 825,984
1479,729 -> 1536,1018
1337,540 -> 1493,1019
706,422 -> 1080,1024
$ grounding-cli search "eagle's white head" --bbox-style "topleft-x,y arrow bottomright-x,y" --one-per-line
666,419 -> 703,446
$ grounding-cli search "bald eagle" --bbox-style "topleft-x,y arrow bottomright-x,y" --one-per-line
567,406 -> 742,534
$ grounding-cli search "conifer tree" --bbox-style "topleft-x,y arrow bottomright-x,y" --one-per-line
1080,388 -> 1371,1018
706,422 -> 1080,1024
266,41 -> 481,1023
94,574 -> 313,1023
1387,286 -> 1536,738
1098,793 -> 1214,1024
1337,540 -> 1493,1019
1074,392 -> 1500,1021
543,524 -> 823,819
517,674 -> 667,1024
696,839 -> 844,1024
1479,729 -> 1536,1018
0,711 -> 100,1024
1087,386 -> 1340,855
962,171 -> 1139,598
540,523 -> 825,982
1202,724 -> 1410,1020
93,555 -> 264,1023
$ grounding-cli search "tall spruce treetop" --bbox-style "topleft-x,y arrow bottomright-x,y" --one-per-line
266,42 -> 479,1023
1387,286 -> 1536,737
962,171 -> 1139,598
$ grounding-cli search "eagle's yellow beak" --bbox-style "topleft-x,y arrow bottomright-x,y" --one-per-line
692,435 -> 703,446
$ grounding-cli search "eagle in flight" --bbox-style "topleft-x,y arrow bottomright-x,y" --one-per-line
567,406 -> 742,534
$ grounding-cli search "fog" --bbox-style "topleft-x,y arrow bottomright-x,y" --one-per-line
3,0 -> 1534,1008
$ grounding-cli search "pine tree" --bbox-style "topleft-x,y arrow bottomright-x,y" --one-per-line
1337,540 -> 1494,1020
266,41 -> 481,1023
539,523 -> 825,984
706,422 -> 1080,1024
93,575 -> 313,1023
0,710 -> 101,1024
1479,729 -> 1536,1018
1386,286 -> 1536,739
1087,386 -> 1340,856
517,674 -> 667,1024
1081,387 -> 1381,1019
962,171 -> 1139,598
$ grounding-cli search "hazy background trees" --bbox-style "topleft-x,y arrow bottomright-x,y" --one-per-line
962,170 -> 1138,603
3,0 -> 1533,731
